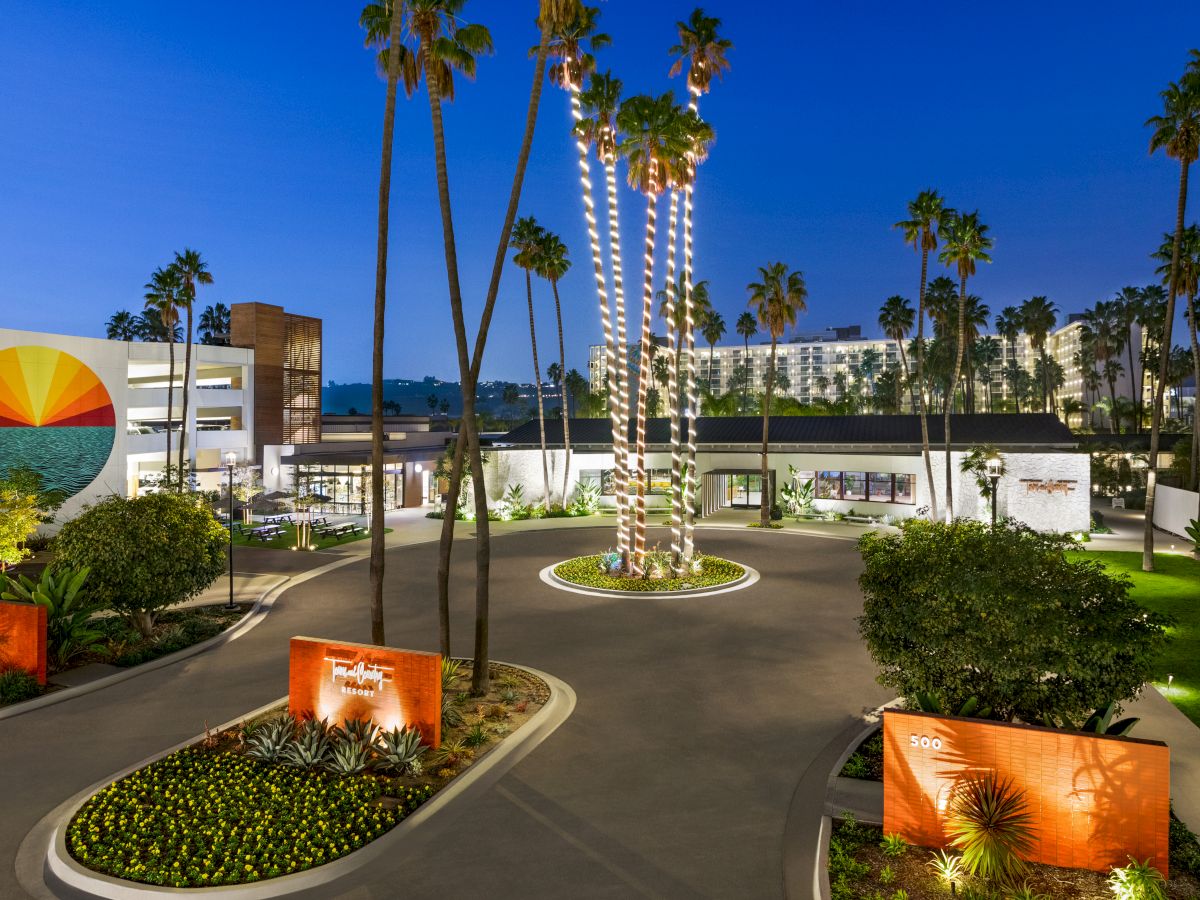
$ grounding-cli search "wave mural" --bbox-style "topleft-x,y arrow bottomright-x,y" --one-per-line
0,346 -> 116,499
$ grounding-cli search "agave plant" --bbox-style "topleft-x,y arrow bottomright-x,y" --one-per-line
374,725 -> 426,775
281,717 -> 331,770
330,717 -> 379,748
245,717 -> 294,763
945,773 -> 1035,885
326,738 -> 373,775
1107,858 -> 1167,900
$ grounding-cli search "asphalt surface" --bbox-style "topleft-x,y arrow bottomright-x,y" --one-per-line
1,525 -> 889,900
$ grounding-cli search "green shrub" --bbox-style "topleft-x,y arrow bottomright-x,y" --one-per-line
0,667 -> 40,705
840,730 -> 884,780
1,567 -> 106,668
945,773 -> 1034,885
857,519 -> 1170,724
54,493 -> 227,636
1107,858 -> 1167,900
1170,810 -> 1200,878
879,832 -> 909,857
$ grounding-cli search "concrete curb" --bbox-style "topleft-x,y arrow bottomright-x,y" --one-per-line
539,561 -> 760,599
27,662 -> 575,900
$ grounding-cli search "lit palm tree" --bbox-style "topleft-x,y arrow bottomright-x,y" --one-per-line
702,309 -> 726,390
1018,296 -> 1058,412
143,266 -> 184,464
895,190 -> 953,520
511,216 -> 553,511
535,229 -> 574,505
937,210 -> 993,519
1143,63 -> 1200,570
748,263 -> 807,527
878,295 -> 916,411
105,310 -> 141,341
172,248 -> 213,489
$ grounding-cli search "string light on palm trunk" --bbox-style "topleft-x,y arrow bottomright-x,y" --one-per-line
607,156 -> 633,563
631,165 -> 660,574
681,85 -> 702,564
663,191 -> 683,568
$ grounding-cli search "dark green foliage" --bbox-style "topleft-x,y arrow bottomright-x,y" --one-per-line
839,730 -> 884,780
0,567 -> 106,668
53,493 -> 227,635
0,667 -> 41,705
829,816 -> 873,900
945,774 -> 1035,885
100,607 -> 237,667
1171,810 -> 1200,878
857,519 -> 1170,724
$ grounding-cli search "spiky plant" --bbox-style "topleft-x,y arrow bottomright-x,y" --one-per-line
441,693 -> 465,729
441,657 -> 463,691
244,717 -> 294,764
281,717 -> 331,770
326,738 -> 373,775
1107,858 -> 1168,900
331,717 -> 379,748
926,849 -> 965,884
373,725 -> 427,775
945,773 -> 1035,885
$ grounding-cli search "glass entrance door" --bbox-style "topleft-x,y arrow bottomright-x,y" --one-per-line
726,474 -> 763,508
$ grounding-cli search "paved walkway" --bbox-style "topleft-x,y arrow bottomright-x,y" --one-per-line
1086,498 -> 1190,555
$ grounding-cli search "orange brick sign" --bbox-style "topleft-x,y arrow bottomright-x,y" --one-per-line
0,600 -> 47,685
883,708 -> 1170,876
288,636 -> 441,746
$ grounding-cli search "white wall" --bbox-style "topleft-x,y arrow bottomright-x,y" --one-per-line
1154,484 -> 1200,538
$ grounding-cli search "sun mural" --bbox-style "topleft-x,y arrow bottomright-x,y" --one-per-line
0,346 -> 116,499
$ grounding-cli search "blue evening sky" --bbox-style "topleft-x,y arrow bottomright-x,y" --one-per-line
2,2 -> 1198,384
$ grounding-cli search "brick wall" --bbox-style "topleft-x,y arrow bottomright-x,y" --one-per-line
882,709 -> 1170,876
0,601 -> 47,685
288,636 -> 441,746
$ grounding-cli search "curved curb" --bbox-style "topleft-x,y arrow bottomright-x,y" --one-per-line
539,560 -> 759,599
781,699 -> 900,900
27,662 -> 575,900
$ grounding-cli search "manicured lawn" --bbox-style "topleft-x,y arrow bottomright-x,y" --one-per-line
1071,550 -> 1200,726
229,524 -> 391,551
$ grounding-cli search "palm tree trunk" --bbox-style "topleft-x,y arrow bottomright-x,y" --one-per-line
1187,292 -> 1200,492
178,304 -> 193,488
945,275 -> 968,521
1126,336 -> 1140,434
551,278 -> 571,507
760,336 -> 776,527
1109,377 -> 1120,434
681,178 -> 700,562
436,434 -> 465,657
369,5 -> 402,647
897,340 -> 917,413
166,340 -> 175,467
663,193 -> 684,570
605,160 -> 632,565
525,270 -> 551,511
915,246 -> 940,521
742,335 -> 750,412
568,84 -> 621,555
631,190 -> 659,573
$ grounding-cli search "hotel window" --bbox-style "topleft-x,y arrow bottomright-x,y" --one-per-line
869,472 -> 893,502
842,471 -> 867,501
817,471 -> 841,499
894,473 -> 914,504
810,470 -> 916,504
598,468 -> 670,496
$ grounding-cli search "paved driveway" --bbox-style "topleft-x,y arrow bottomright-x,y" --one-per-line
1,525 -> 889,899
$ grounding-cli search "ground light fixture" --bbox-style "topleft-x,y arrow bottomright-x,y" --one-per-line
225,451 -> 238,610
985,455 -> 1003,526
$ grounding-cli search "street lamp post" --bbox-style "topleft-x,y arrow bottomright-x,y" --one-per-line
225,451 -> 238,610
986,456 -> 1003,526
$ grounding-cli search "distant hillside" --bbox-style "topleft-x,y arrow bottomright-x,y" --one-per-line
322,378 -> 549,418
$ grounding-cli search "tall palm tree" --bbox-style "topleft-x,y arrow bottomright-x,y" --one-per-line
1143,64 -> 1200,570
669,9 -> 730,564
702,309 -> 726,390
878,295 -> 916,411
143,266 -> 183,465
1112,286 -> 1145,432
536,230 -> 574,505
1018,296 -> 1058,412
958,295 -> 990,412
511,216 -> 553,511
575,70 -> 631,560
172,249 -> 213,489
105,310 -> 140,341
735,310 -> 757,411
748,263 -> 807,526
198,302 -> 231,345
1081,300 -> 1126,433
1155,226 -> 1200,486
895,190 -> 952,521
657,196 -> 686,567
972,336 -> 1002,412
937,210 -> 993,520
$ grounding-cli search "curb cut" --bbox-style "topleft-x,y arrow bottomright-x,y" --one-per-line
538,561 -> 760,599
24,662 -> 575,900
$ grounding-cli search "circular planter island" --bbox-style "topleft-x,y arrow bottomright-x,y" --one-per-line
542,555 -> 758,599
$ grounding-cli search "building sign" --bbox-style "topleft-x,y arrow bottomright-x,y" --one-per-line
1019,478 -> 1077,496
0,601 -> 47,685
882,709 -> 1170,876
289,636 -> 441,746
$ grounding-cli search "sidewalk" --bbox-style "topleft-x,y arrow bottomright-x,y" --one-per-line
1127,686 -> 1200,832
1087,499 -> 1190,555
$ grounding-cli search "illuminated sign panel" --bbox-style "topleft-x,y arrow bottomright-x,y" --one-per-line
288,636 -> 441,746
882,709 -> 1170,876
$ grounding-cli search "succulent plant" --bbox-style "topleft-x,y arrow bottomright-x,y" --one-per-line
245,717 -> 294,764
373,725 -> 426,775
281,717 -> 331,770
326,738 -> 373,775
331,717 -> 379,748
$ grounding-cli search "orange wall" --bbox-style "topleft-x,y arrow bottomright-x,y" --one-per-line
882,709 -> 1170,877
0,601 -> 47,685
288,636 -> 441,746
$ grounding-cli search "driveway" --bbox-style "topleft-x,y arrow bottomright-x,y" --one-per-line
1,525 -> 889,899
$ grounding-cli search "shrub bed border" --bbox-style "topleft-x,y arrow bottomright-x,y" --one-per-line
30,661 -> 574,899
539,560 -> 759,599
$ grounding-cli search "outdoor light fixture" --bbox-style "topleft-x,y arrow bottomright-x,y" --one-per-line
985,456 -> 1003,526
225,451 -> 237,611
415,463 -> 423,473
1168,674 -> 1175,697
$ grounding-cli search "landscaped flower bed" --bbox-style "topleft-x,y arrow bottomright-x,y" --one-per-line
553,554 -> 745,592
65,661 -> 547,888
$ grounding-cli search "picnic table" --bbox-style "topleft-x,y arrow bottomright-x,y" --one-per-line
249,525 -> 285,542
263,514 -> 294,525
314,522 -> 363,540
1111,497 -> 1126,509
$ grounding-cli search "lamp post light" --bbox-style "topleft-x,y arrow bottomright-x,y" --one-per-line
225,451 -> 238,610
985,456 -> 1003,526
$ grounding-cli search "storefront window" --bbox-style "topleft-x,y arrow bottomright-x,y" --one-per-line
817,471 -> 841,499
869,472 -> 893,502
842,471 -> 867,501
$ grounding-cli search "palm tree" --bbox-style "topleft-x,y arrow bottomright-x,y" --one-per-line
702,310 -> 726,390
172,249 -> 213,489
972,336 -> 1002,412
735,310 -> 757,411
198,303 -> 231,345
1112,286 -> 1145,431
895,190 -> 952,521
105,310 -> 141,341
748,263 -> 807,527
575,70 -> 631,560
1060,397 -> 1086,429
878,296 -> 916,411
511,217 -> 553,511
1018,296 -> 1058,412
669,9 -> 730,565
1143,63 -> 1200,570
937,210 -> 993,519
858,347 -> 882,405
656,195 -> 686,568
1155,226 -> 1200,487
143,266 -> 183,464
1081,300 -> 1126,433
536,229 -> 573,506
